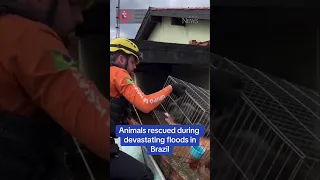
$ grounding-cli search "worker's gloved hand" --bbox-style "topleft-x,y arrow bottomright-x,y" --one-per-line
172,84 -> 186,96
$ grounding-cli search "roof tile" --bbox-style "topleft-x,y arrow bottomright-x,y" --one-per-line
189,40 -> 210,46
151,7 -> 210,11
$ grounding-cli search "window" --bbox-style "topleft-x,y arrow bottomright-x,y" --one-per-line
171,17 -> 185,26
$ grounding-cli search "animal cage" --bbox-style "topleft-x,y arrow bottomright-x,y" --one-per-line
151,76 -> 211,180
211,54 -> 320,180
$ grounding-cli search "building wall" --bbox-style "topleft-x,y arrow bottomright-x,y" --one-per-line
148,17 -> 210,44
143,17 -> 210,89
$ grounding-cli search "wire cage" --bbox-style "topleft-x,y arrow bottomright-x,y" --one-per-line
151,76 -> 211,180
211,54 -> 320,180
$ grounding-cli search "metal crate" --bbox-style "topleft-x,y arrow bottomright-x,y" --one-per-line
211,54 -> 320,180
152,76 -> 211,180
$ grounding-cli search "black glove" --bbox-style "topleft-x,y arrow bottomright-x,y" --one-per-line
172,84 -> 186,96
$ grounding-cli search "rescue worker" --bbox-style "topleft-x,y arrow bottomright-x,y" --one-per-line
110,38 -> 186,179
0,0 -> 110,179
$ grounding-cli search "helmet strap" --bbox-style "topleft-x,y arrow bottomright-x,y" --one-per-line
124,58 -> 129,71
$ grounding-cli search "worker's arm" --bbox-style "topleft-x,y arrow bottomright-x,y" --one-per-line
11,27 -> 110,160
114,68 -> 172,113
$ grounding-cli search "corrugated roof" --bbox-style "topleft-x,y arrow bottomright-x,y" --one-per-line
151,7 -> 210,11
189,40 -> 210,47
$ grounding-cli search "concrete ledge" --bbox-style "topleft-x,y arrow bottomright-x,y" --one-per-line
131,40 -> 210,65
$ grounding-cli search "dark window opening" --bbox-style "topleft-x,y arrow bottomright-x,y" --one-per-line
171,17 -> 185,26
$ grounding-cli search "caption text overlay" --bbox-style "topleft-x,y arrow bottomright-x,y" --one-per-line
115,125 -> 204,155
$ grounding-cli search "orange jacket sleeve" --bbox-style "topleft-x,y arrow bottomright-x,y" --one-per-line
113,68 -> 173,113
10,25 -> 110,160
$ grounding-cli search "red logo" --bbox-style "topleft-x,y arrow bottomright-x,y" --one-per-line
117,10 -> 133,23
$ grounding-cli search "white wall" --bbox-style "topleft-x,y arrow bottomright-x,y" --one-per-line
148,17 -> 210,44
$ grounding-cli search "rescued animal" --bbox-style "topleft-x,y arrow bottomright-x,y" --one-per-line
164,112 -> 210,173
167,97 -> 211,136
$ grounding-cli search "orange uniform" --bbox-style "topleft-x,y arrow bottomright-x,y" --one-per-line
110,66 -> 172,113
0,14 -> 110,160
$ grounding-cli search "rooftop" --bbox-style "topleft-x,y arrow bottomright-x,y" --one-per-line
135,7 -> 210,40
189,40 -> 210,46
150,7 -> 210,11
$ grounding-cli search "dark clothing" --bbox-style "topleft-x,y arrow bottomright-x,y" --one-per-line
0,111 -> 71,180
110,137 -> 154,180
110,96 -> 131,137
110,149 -> 154,180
